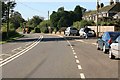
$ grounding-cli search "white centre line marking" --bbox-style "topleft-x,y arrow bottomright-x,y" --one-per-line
75,40 -> 84,42
75,56 -> 78,58
72,47 -> 74,50
73,52 -> 76,54
78,65 -> 82,69
80,73 -> 85,79
76,59 -> 80,63
72,50 -> 75,53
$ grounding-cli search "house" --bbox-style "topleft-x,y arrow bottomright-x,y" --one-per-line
113,12 -> 120,19
83,0 -> 120,22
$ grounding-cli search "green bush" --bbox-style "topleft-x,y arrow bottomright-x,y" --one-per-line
34,27 -> 41,33
2,31 -> 21,41
40,26 -> 49,33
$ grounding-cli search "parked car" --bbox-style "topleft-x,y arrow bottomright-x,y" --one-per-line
109,35 -> 120,59
65,27 -> 78,36
79,28 -> 96,39
97,32 -> 120,53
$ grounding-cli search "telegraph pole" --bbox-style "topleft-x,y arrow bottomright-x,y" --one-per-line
96,0 -> 100,37
6,0 -> 10,38
48,10 -> 49,20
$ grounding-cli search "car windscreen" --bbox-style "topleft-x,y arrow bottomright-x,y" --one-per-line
70,28 -> 77,30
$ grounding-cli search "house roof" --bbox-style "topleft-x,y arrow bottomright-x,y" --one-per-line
113,12 -> 120,16
99,3 -> 116,12
83,10 -> 96,16
83,3 -> 120,16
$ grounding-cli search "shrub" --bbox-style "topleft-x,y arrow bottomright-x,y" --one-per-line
40,26 -> 49,33
2,31 -> 21,40
34,27 -> 41,33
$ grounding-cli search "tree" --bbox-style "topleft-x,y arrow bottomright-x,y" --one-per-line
58,7 -> 64,12
74,5 -> 82,21
10,11 -> 25,30
73,21 -> 81,29
27,15 -> 43,28
50,11 -> 60,28
50,5 -> 85,31
2,1 -> 16,22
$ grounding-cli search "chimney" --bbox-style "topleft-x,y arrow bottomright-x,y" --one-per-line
115,0 -> 119,4
110,0 -> 114,5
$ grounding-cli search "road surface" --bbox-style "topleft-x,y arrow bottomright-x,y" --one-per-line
1,33 -> 119,80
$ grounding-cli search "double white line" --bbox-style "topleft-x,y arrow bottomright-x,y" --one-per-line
0,35 -> 43,67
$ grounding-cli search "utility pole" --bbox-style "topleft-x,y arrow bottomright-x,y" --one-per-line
6,0 -> 10,38
96,0 -> 100,37
48,10 -> 49,20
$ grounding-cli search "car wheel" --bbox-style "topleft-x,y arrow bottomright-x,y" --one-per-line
65,34 -> 67,36
109,49 -> 115,59
103,45 -> 107,53
97,44 -> 100,50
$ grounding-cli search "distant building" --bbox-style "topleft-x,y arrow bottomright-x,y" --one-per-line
83,1 -> 120,22
113,12 -> 120,19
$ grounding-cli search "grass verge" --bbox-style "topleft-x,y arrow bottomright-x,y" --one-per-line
0,31 -> 24,44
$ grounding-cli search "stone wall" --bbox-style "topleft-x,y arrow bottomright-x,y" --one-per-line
88,26 -> 115,36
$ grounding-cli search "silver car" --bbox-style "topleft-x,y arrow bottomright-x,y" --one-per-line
109,35 -> 120,59
65,27 -> 78,36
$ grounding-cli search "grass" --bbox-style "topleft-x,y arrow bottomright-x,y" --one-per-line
0,32 -> 24,44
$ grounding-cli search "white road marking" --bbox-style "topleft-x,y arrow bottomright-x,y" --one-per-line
72,47 -> 74,50
0,54 -> 11,56
56,35 -> 86,78
25,43 -> 31,46
72,50 -> 75,53
80,73 -> 85,79
73,52 -> 76,55
75,40 -> 84,42
75,56 -> 78,58
92,43 -> 97,45
0,35 -> 43,67
76,59 -> 80,64
78,65 -> 82,69
57,35 -> 63,38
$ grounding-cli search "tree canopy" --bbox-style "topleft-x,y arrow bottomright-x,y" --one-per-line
50,5 -> 85,30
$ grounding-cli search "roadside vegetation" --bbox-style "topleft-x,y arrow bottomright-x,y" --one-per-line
1,1 -> 25,43
1,0 -> 120,44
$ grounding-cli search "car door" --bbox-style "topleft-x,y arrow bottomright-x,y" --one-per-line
98,33 -> 106,49
112,36 -> 120,57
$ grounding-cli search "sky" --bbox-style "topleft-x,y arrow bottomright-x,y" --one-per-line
14,0 -> 110,20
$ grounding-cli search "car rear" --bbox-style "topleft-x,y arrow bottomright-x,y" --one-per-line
70,27 -> 78,35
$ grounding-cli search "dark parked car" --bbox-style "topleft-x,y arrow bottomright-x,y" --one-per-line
97,32 -> 120,53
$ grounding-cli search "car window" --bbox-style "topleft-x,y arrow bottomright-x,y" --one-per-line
80,28 -> 84,31
102,32 -> 110,41
116,36 -> 120,43
71,28 -> 77,30
88,30 -> 94,34
109,32 -> 120,40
